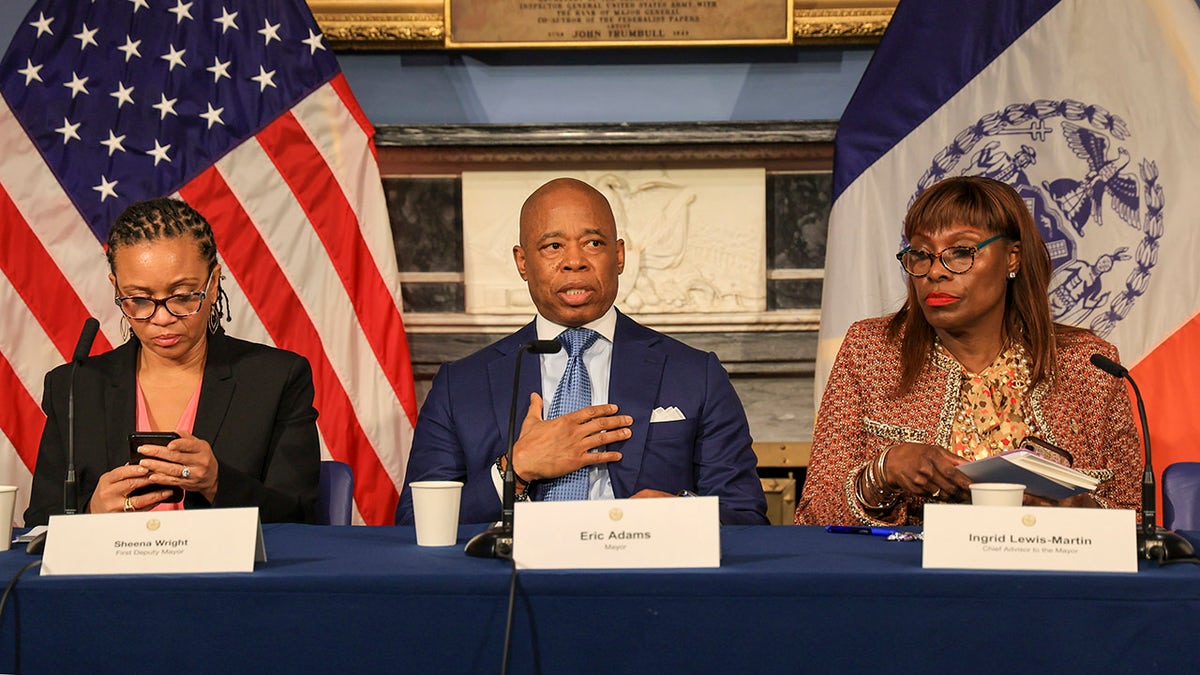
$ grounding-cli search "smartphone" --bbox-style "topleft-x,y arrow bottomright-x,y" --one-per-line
128,431 -> 185,503
1020,435 -> 1075,467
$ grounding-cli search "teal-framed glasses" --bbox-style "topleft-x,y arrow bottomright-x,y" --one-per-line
895,234 -> 1006,278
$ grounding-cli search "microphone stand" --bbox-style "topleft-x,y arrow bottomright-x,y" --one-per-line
1090,354 -> 1195,563
65,359 -> 79,515
466,339 -> 561,559
461,339 -> 560,675
65,318 -> 100,515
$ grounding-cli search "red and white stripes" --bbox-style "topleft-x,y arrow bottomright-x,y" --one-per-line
0,76 -> 415,525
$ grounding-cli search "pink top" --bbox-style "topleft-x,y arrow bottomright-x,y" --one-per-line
135,377 -> 203,511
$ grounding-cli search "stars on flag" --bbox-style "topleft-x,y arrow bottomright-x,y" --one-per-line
259,19 -> 282,46
63,71 -> 89,98
251,65 -> 277,92
200,103 -> 225,129
161,44 -> 187,71
207,57 -> 232,83
214,8 -> 239,34
147,139 -> 172,166
100,130 -> 127,156
17,59 -> 43,85
302,29 -> 326,55
117,36 -> 142,62
72,23 -> 99,50
110,81 -> 135,108
55,117 -> 81,144
3,2 -> 336,218
29,12 -> 54,38
151,94 -> 179,120
93,175 -> 118,202
167,0 -> 195,24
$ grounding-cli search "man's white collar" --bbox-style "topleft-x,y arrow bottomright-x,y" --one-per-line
534,306 -> 617,343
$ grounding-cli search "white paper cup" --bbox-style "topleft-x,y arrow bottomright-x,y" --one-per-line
970,482 -> 1026,507
410,481 -> 463,546
0,485 -> 17,551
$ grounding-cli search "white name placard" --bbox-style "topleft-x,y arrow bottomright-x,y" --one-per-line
923,504 -> 1136,573
513,496 -> 720,569
41,507 -> 265,576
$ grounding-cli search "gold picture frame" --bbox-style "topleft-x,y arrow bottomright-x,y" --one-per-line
444,0 -> 795,49
308,0 -> 893,50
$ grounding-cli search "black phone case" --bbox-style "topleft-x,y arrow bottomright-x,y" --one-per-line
128,432 -> 184,502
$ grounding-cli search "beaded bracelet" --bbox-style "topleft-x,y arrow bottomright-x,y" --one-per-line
494,456 -> 532,501
494,456 -> 530,487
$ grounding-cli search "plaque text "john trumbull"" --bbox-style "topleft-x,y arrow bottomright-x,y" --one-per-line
450,0 -> 788,46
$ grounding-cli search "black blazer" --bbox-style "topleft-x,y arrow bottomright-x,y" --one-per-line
25,331 -> 320,526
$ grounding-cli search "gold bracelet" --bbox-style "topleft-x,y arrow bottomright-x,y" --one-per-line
856,448 -> 901,511
856,467 -> 896,511
875,445 -> 898,492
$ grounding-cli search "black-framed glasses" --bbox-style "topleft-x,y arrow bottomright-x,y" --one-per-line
895,233 -> 1005,278
114,269 -> 215,320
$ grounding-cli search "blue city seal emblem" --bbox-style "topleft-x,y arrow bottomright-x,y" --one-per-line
911,99 -> 1164,337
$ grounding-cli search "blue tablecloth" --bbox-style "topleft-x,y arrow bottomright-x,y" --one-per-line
1,524 -> 1198,673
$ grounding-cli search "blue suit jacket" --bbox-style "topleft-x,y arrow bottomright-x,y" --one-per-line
397,312 -> 767,525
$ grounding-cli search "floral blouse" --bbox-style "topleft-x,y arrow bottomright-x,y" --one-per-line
942,342 -> 1035,460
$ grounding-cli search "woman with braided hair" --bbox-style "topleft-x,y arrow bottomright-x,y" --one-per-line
25,198 -> 320,525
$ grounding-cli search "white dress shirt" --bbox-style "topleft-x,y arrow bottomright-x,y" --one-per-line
492,306 -> 618,501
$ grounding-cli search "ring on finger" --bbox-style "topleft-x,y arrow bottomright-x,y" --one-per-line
181,466 -> 191,479
123,497 -> 134,512
930,488 -> 942,499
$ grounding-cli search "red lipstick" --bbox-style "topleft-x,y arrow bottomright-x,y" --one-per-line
925,292 -> 958,307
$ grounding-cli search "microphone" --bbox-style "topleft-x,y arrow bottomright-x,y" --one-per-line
65,318 -> 100,515
1090,353 -> 1195,562
466,338 -> 562,559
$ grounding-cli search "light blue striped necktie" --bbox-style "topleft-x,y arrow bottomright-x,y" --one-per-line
537,327 -> 601,501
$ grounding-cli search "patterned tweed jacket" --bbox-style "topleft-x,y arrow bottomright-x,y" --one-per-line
795,317 -> 1142,526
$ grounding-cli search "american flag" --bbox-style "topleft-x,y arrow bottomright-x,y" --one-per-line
0,0 -> 417,525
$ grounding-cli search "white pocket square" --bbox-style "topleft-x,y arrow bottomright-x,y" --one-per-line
650,406 -> 686,423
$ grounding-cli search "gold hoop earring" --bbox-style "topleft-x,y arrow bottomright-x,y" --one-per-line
120,317 -> 131,342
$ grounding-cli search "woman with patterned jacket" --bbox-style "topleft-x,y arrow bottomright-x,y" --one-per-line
796,176 -> 1140,526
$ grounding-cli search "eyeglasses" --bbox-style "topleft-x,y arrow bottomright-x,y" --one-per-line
895,234 -> 1005,278
114,269 -> 215,320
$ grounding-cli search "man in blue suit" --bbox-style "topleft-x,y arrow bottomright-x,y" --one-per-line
397,177 -> 767,525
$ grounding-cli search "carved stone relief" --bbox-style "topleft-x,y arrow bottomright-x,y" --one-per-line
462,170 -> 767,316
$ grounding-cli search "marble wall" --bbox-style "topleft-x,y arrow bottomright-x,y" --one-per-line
381,121 -> 833,443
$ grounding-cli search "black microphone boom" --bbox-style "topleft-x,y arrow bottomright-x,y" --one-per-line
1089,354 -> 1153,529
1089,352 -> 1195,562
65,318 -> 100,515
465,338 -> 562,559
72,319 -> 99,364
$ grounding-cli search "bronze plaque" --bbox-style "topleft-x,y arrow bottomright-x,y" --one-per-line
446,0 -> 793,47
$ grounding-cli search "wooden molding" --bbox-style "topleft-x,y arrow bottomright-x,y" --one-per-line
374,121 -> 837,174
